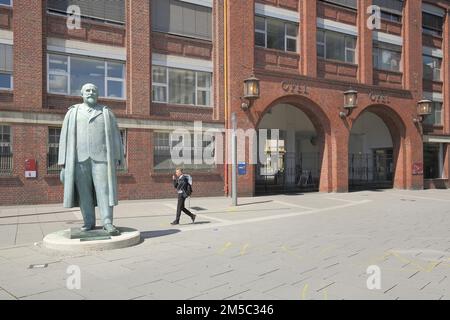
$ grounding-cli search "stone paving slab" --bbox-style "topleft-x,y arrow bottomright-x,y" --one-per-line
1,190 -> 450,299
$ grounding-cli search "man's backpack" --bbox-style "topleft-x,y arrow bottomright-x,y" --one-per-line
185,174 -> 193,197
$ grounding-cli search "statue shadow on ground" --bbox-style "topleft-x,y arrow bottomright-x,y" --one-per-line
139,221 -> 211,240
140,229 -> 181,240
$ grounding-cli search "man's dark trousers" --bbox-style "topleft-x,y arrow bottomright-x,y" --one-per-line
175,193 -> 194,222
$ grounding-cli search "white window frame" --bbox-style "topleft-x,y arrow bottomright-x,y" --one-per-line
47,53 -> 126,99
0,43 -> 13,90
151,65 -> 212,107
423,54 -> 442,82
196,72 -> 211,107
255,15 -> 298,53
0,125 -> 12,155
255,16 -> 267,48
373,43 -> 402,72
317,29 -> 357,64
152,66 -> 169,103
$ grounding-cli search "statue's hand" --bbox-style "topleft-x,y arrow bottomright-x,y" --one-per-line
60,168 -> 65,184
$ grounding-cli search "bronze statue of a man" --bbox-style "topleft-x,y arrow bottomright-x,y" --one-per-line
58,83 -> 124,236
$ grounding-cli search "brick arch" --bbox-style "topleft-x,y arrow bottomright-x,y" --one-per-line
254,94 -> 334,192
350,104 -> 408,189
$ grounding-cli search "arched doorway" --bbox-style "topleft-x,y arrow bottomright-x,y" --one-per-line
348,108 -> 403,190
255,103 -> 324,194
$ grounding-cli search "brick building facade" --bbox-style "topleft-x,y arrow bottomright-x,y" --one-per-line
0,0 -> 449,205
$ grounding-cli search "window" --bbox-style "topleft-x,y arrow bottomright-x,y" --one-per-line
117,129 -> 127,172
47,0 -> 125,24
380,11 -> 402,23
423,55 -> 442,81
152,0 -> 212,40
422,12 -> 443,37
152,66 -> 212,107
0,44 -> 13,90
424,102 -> 443,126
255,16 -> 298,53
317,29 -> 356,64
373,42 -> 402,72
48,54 -> 125,99
0,0 -> 11,6
47,128 -> 62,174
0,125 -> 12,176
153,131 -> 216,171
373,0 -> 403,22
424,143 -> 443,179
321,0 -> 357,10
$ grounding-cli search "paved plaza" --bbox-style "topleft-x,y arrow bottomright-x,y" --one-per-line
0,189 -> 449,300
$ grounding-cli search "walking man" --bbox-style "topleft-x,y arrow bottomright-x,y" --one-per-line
171,168 -> 196,225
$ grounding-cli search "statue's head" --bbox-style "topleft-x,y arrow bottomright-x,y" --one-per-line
81,83 -> 99,107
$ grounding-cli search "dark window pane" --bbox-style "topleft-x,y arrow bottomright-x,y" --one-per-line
168,69 -> 195,105
286,38 -> 297,52
255,16 -> 265,31
266,18 -> 285,51
255,32 -> 265,47
424,143 -> 441,179
107,80 -> 124,98
326,31 -> 345,61
151,0 -> 212,40
70,57 -> 105,96
0,73 -> 12,89
47,0 -> 125,24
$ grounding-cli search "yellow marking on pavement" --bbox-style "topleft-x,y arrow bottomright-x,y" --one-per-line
240,243 -> 249,256
323,289 -> 328,301
388,251 -> 426,272
226,207 -> 238,212
218,242 -> 232,254
301,284 -> 309,300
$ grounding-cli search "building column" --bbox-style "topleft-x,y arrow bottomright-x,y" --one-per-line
13,0 -> 46,109
443,10 -> 450,134
126,0 -> 151,116
357,0 -> 373,85
227,0 -> 255,196
300,0 -> 317,77
403,0 -> 423,98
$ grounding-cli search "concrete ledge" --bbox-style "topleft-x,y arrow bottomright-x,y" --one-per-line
43,227 -> 141,252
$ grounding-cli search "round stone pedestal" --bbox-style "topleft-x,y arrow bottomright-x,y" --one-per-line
43,227 -> 141,252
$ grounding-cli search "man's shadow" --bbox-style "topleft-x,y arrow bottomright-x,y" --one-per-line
140,221 -> 211,240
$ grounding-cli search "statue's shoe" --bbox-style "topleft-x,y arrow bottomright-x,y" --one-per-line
103,223 -> 120,236
80,225 -> 95,232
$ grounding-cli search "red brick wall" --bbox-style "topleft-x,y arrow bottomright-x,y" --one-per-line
257,0 -> 298,11
255,48 -> 300,74
317,1 -> 357,25
317,59 -> 358,83
373,70 -> 403,89
47,14 -> 126,47
152,32 -> 213,60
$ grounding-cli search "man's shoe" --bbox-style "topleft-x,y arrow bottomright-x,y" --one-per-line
191,214 -> 196,224
170,221 -> 179,225
103,223 -> 120,236
80,225 -> 95,232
